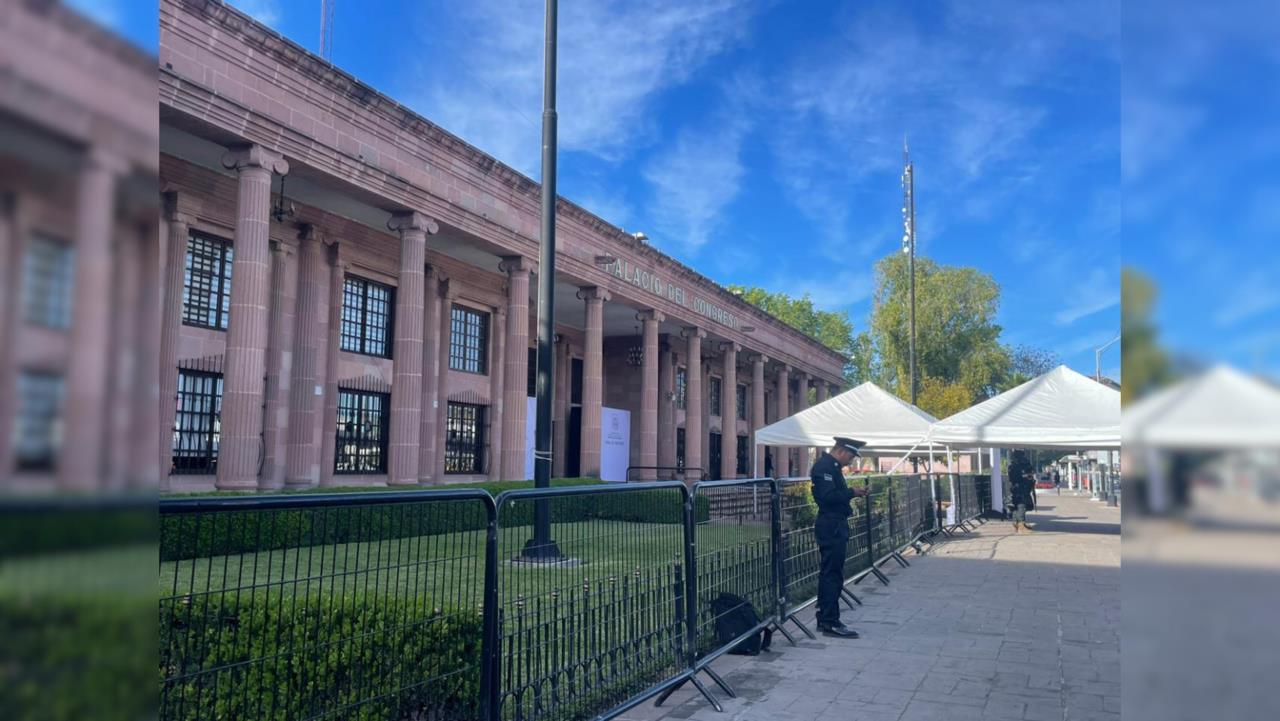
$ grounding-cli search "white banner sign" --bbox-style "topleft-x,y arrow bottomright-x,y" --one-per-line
600,407 -> 631,482
524,396 -> 537,480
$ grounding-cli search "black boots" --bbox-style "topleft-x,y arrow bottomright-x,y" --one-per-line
817,623 -> 860,639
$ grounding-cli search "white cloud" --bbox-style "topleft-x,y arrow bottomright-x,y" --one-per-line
1054,269 -> 1120,325
642,113 -> 750,252
229,0 -> 282,28
408,0 -> 759,174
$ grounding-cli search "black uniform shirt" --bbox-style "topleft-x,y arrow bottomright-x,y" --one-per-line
810,452 -> 855,518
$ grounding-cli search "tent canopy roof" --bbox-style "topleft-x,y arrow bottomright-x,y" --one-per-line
753,382 -> 936,448
927,365 -> 1120,450
1122,365 -> 1280,448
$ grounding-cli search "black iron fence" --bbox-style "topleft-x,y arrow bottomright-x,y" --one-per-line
946,473 -> 992,531
159,474 -> 945,721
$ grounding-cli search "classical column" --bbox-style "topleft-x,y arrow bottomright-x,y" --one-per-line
816,381 -> 829,405
433,280 -> 455,482
795,371 -> 811,469
720,342 -> 739,479
0,192 -> 21,478
638,310 -> 663,479
259,239 -> 290,490
775,365 -> 791,478
657,340 -> 676,471
552,334 -> 569,478
684,327 -> 705,479
418,265 -> 441,483
579,287 -> 609,477
499,256 -> 531,480
488,306 -> 507,481
107,222 -> 142,489
319,244 -> 346,487
158,194 -> 191,487
284,225 -> 326,488
751,354 -> 766,477
702,362 -> 712,476
214,145 -> 287,490
385,212 -> 436,486
131,220 -> 162,489
61,148 -> 125,490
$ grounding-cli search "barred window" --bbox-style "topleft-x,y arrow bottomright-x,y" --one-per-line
710,377 -> 722,417
22,234 -> 74,329
171,370 -> 222,475
14,371 -> 63,470
449,305 -> 489,374
737,435 -> 748,476
736,384 -> 748,421
445,402 -> 486,474
182,232 -> 233,329
675,368 -> 687,410
335,389 -> 389,474
340,276 -> 394,357
676,428 -> 686,471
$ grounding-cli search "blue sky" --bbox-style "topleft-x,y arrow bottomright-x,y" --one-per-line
97,0 -> 1128,379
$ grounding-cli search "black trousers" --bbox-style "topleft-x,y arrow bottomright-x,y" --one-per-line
814,516 -> 849,626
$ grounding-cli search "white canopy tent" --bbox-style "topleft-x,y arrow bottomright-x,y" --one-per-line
1122,365 -> 1280,449
927,365 -> 1121,450
1122,365 -> 1280,513
754,381 -> 937,450
926,365 -> 1121,513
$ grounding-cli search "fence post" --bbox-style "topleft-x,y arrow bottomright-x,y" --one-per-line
770,479 -> 785,629
682,489 -> 699,672
887,482 -> 896,547
481,499 -> 500,721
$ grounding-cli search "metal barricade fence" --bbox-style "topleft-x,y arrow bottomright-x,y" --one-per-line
492,482 -> 691,721
975,474 -> 993,520
159,489 -> 496,721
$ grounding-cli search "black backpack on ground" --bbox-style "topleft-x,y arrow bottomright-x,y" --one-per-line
710,592 -> 773,656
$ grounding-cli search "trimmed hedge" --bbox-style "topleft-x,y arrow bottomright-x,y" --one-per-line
160,593 -> 483,721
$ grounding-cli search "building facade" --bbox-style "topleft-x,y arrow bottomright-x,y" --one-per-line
145,0 -> 845,491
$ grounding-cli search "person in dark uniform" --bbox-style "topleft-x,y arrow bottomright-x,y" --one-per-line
810,436 -> 869,638
1008,450 -> 1036,532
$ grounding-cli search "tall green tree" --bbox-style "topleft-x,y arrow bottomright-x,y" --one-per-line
1120,267 -> 1170,405
727,286 -> 859,383
868,253 -> 1007,402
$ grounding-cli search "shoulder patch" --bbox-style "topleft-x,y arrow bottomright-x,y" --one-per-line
823,474 -> 833,481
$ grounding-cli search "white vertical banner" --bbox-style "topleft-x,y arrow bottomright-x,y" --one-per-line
599,407 -> 631,482
524,397 -> 537,480
990,447 -> 1004,513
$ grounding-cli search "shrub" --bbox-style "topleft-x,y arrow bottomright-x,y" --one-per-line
159,593 -> 483,721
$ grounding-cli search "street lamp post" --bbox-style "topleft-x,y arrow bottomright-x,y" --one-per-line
902,140 -> 918,406
1095,332 -> 1121,383
524,0 -> 561,559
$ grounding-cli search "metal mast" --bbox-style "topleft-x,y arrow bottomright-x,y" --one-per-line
902,139 -> 918,405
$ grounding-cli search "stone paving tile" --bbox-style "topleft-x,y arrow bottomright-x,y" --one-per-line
624,493 -> 1119,721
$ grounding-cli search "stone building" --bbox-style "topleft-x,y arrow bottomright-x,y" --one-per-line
120,0 -> 840,491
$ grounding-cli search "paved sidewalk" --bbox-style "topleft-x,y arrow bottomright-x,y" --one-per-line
621,493 -> 1120,721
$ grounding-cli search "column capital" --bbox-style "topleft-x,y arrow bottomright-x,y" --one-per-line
221,144 -> 289,175
499,255 -> 532,275
751,353 -> 768,365
578,285 -> 611,303
777,364 -> 791,376
85,146 -> 129,176
424,263 -> 439,281
162,190 -> 195,225
638,309 -> 665,323
388,211 -> 439,235
439,278 -> 455,300
297,223 -> 323,244
681,325 -> 706,340
720,341 -> 741,354
268,237 -> 291,256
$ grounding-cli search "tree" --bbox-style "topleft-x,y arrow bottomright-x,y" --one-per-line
916,375 -> 972,418
727,286 -> 859,383
868,253 -> 1007,403
1120,267 -> 1170,405
1001,345 -> 1061,390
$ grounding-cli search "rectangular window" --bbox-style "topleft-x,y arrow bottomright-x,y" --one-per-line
334,389 -> 389,474
709,377 -> 722,417
171,370 -> 223,475
527,347 -> 537,397
445,402 -> 486,474
22,234 -> 74,329
340,276 -> 394,357
675,368 -> 687,410
737,435 -> 748,476
676,428 -> 686,471
14,371 -> 63,470
182,232 -> 233,330
736,384 -> 748,421
449,305 -> 489,374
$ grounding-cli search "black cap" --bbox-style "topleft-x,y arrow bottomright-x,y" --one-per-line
833,437 -> 865,456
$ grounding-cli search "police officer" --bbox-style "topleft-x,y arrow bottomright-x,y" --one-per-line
810,436 -> 869,638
